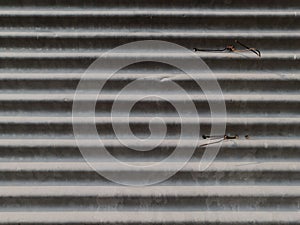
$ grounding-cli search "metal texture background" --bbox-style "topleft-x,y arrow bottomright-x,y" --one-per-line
0,0 -> 299,224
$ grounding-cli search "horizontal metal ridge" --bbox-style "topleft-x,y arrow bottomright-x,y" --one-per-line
0,116 -> 298,125
0,138 -> 297,148
0,72 -> 298,80
0,138 -> 193,147
0,51 -> 298,59
0,30 -> 299,38
0,93 -> 296,102
0,0 -> 298,8
0,161 -> 299,172
0,9 -> 299,17
0,186 -> 299,197
0,211 -> 299,224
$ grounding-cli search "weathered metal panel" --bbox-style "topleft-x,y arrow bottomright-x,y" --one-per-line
0,0 -> 299,224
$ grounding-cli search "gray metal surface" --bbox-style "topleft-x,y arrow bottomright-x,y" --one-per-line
0,0 -> 299,224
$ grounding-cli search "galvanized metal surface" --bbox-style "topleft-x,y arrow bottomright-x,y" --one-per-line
0,0 -> 299,224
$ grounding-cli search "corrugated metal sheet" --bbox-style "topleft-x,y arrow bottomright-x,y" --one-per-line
0,0 -> 299,224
